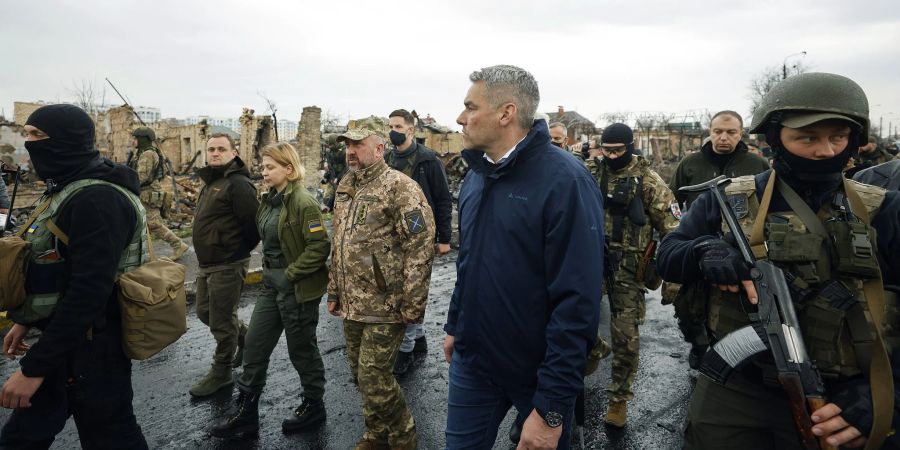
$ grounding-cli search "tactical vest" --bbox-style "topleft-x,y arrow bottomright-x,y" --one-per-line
386,148 -> 418,178
130,147 -> 167,187
708,175 -> 894,380
9,179 -> 147,325
597,159 -> 649,254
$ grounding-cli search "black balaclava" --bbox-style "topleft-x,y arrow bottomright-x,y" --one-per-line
24,104 -> 99,184
601,123 -> 635,171
766,121 -> 859,187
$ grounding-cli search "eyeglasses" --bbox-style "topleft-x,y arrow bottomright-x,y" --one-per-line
599,145 -> 629,155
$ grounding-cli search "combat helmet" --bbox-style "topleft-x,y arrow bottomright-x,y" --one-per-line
749,73 -> 869,137
132,126 -> 156,141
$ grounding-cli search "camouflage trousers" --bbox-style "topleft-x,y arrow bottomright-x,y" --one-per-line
343,320 -> 416,448
607,266 -> 646,403
145,205 -> 183,249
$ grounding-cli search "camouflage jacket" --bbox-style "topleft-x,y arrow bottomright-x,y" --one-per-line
854,147 -> 893,170
587,156 -> 678,255
327,159 -> 436,324
133,147 -> 164,192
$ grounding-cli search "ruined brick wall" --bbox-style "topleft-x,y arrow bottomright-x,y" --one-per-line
13,102 -> 41,126
420,131 -> 464,155
106,106 -> 136,163
239,108 -> 275,166
296,106 -> 321,189
155,122 -> 209,172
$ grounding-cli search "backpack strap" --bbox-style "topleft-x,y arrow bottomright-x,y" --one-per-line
844,179 -> 895,450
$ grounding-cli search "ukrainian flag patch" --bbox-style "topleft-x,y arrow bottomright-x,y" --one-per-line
308,220 -> 324,233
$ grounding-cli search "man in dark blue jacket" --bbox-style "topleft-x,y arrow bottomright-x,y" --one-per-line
442,64 -> 605,450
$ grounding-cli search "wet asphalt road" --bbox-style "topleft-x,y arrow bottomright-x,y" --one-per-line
0,243 -> 693,449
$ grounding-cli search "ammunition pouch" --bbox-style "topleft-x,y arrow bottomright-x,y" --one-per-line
824,219 -> 880,279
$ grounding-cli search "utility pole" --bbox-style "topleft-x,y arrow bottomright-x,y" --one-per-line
782,51 -> 807,80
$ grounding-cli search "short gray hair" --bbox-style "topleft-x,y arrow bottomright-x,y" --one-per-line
548,122 -> 567,133
469,65 -> 540,129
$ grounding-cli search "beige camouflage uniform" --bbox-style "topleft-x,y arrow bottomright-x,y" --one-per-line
587,155 -> 678,403
328,125 -> 435,449
134,148 -> 186,256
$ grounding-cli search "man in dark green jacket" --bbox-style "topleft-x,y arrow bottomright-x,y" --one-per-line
666,111 -> 770,369
190,133 -> 261,397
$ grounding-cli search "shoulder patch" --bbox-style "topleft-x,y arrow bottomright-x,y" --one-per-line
727,194 -> 749,219
404,209 -> 427,235
670,201 -> 683,220
307,218 -> 324,233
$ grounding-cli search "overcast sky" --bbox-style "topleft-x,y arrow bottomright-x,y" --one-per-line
2,0 -> 899,134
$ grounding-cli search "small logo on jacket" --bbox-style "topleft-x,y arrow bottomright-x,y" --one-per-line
508,193 -> 528,201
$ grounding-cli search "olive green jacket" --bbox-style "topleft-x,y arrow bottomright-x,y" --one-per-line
257,181 -> 331,302
669,141 -> 770,209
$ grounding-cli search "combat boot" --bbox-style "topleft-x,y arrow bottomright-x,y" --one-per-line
282,397 -> 326,433
171,242 -> 190,261
605,400 -> 627,427
189,364 -> 233,397
393,350 -> 413,376
413,335 -> 427,355
688,344 -> 708,370
209,389 -> 260,438
353,438 -> 391,450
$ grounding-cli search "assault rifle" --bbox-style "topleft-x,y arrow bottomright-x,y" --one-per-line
679,175 -> 835,450
106,78 -> 180,214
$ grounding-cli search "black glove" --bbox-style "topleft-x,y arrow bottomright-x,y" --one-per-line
693,238 -> 751,285
829,378 -> 873,437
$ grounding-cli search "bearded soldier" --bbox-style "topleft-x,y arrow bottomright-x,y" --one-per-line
658,73 -> 900,449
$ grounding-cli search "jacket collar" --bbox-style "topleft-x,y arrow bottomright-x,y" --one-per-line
701,140 -> 748,163
348,158 -> 389,187
461,119 -> 551,179
196,156 -> 249,185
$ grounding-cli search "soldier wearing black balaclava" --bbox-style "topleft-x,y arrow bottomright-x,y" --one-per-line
0,104 -> 149,449
658,73 -> 900,450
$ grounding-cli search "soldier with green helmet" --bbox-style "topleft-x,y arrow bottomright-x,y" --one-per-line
658,72 -> 900,449
129,127 -> 189,260
321,133 -> 347,212
586,123 -> 679,427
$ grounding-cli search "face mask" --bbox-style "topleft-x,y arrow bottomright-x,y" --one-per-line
551,141 -> 565,149
389,130 -> 408,147
603,149 -> 633,171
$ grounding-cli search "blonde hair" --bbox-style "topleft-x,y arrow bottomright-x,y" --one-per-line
261,142 -> 305,182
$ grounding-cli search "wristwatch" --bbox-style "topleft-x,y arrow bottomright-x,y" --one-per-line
538,409 -> 563,428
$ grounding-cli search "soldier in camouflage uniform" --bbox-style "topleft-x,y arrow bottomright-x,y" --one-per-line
586,123 -> 679,427
129,127 -> 189,260
658,73 -> 900,449
326,119 -> 436,450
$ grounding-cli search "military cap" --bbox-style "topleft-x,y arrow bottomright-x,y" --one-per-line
337,116 -> 387,143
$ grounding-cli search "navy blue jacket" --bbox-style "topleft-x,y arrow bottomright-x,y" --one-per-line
444,120 -> 605,414
657,170 -> 900,286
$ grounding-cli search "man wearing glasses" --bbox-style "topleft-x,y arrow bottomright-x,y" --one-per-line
586,123 -> 679,427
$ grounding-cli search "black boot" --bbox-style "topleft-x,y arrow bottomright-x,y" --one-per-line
688,344 -> 708,370
393,351 -> 413,376
282,397 -> 326,433
413,336 -> 427,355
210,390 -> 260,438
